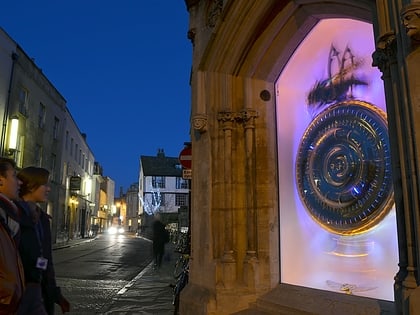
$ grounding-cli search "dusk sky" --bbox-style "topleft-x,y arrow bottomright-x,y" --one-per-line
0,1 -> 192,193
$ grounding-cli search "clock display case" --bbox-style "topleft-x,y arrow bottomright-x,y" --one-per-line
276,18 -> 398,301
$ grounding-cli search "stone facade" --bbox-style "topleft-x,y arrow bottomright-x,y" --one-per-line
0,27 -> 100,244
183,1 -> 420,314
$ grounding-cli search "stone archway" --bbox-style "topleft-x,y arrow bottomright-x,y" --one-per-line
182,1 -> 415,314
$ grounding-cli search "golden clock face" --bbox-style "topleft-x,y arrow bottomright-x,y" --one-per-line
295,100 -> 394,235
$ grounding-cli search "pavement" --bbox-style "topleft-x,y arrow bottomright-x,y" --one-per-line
53,234 -> 178,315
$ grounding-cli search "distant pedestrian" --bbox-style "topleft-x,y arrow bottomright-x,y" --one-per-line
0,157 -> 25,315
92,224 -> 99,236
152,213 -> 169,269
16,167 -> 70,315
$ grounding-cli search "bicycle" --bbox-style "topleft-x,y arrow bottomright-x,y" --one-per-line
172,230 -> 190,315
173,252 -> 189,278
172,254 -> 189,315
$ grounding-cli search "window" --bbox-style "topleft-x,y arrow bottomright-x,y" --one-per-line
53,117 -> 60,139
176,177 -> 189,189
70,138 -> 74,156
75,144 -> 78,161
18,87 -> 28,115
152,193 -> 165,206
35,144 -> 42,166
152,176 -> 165,188
65,131 -> 69,150
51,154 -> 56,182
175,194 -> 187,206
38,103 -> 46,128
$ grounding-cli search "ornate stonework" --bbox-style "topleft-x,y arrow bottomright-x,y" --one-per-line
372,31 -> 397,74
239,109 -> 258,128
192,114 -> 207,133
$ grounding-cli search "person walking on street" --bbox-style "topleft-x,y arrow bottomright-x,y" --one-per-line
152,213 -> 169,269
16,167 -> 70,314
0,157 -> 24,315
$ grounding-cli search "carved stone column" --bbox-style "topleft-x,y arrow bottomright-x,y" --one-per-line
217,111 -> 237,288
400,4 -> 420,313
373,30 -> 412,315
217,111 -> 235,261
374,2 -> 420,313
240,109 -> 259,258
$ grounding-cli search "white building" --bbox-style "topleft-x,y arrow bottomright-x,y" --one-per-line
138,149 -> 189,236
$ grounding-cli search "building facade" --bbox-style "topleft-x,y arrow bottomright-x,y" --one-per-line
183,1 -> 420,314
0,27 -> 105,244
99,176 -> 115,230
125,182 -> 140,232
138,149 -> 190,236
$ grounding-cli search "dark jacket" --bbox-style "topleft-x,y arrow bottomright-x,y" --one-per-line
15,201 -> 44,285
152,219 -> 168,247
38,209 -> 63,315
0,196 -> 25,315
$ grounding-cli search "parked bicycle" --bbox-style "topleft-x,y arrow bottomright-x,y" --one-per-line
172,253 -> 189,315
172,230 -> 190,315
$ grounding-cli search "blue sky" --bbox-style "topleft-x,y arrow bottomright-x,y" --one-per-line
0,1 -> 191,193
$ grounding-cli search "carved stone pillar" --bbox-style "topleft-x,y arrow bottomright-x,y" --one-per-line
400,4 -> 420,312
217,111 -> 235,261
373,30 -> 412,315
240,109 -> 259,258
217,111 -> 236,287
374,2 -> 420,313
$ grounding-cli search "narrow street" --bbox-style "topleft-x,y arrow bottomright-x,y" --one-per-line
52,233 -> 153,314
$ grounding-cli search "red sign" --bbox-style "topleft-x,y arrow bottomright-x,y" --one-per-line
179,147 -> 192,169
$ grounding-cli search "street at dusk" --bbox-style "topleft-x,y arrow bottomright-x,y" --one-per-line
52,233 -> 176,314
2,1 -> 420,314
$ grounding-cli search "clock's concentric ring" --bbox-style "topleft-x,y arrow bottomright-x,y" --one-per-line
296,100 -> 393,235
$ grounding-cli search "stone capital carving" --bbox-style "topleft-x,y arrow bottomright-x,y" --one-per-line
192,114 -> 208,133
217,110 -> 259,129
240,108 -> 258,124
239,109 -> 259,129
372,31 -> 397,74
217,111 -> 237,130
217,111 -> 236,122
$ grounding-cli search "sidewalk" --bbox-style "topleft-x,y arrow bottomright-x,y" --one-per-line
53,235 -> 178,315
100,255 -> 176,315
